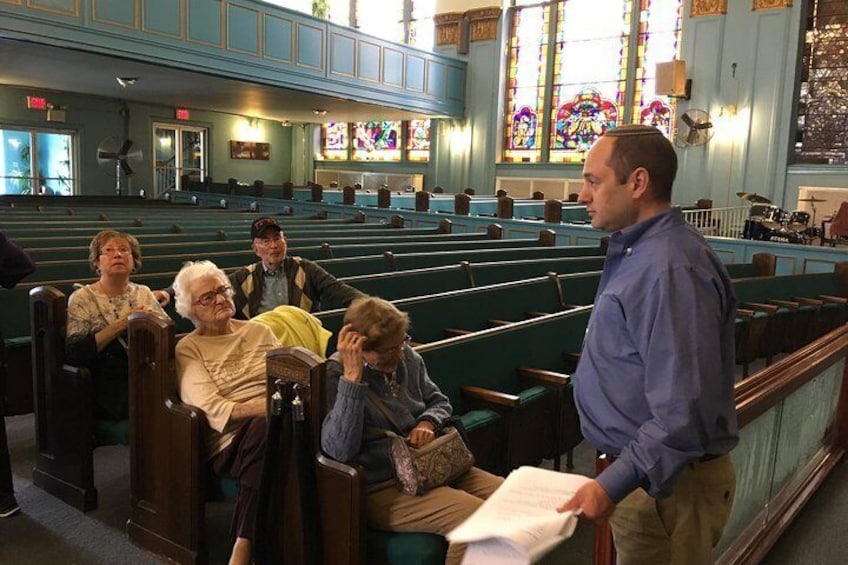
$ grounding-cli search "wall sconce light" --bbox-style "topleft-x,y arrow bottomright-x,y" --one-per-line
116,77 -> 138,88
281,120 -> 292,127
656,61 -> 691,100
449,124 -> 471,151
312,109 -> 328,118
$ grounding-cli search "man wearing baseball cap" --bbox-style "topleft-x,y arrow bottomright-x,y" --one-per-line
227,216 -> 363,319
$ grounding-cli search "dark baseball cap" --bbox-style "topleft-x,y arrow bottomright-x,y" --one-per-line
251,217 -> 283,239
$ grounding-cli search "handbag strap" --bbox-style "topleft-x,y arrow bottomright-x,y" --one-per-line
365,388 -> 405,434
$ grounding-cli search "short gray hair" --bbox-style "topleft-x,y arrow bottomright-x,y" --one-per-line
172,260 -> 230,326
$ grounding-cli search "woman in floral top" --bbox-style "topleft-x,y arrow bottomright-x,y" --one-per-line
66,230 -> 166,421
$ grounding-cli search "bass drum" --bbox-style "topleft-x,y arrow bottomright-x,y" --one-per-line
743,219 -> 771,241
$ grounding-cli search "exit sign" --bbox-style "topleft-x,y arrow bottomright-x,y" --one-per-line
175,108 -> 190,120
27,96 -> 47,110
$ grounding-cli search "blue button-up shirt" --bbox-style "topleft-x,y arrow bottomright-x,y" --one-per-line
574,207 -> 739,503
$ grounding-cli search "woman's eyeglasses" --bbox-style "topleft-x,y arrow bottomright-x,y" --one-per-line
369,335 -> 412,355
100,247 -> 132,256
194,285 -> 234,307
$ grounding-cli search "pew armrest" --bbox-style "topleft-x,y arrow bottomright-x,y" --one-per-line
316,454 -> 366,565
770,299 -> 799,310
461,386 -> 521,407
820,295 -> 848,305
741,302 -> 780,314
516,367 -> 571,388
795,297 -> 824,307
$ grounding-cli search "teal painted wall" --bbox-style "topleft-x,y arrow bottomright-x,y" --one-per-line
0,85 -> 292,196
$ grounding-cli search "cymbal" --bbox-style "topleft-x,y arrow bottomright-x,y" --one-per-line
798,197 -> 827,203
736,191 -> 772,204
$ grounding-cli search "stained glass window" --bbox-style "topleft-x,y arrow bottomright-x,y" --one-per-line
323,123 -> 349,160
352,121 -> 402,161
549,0 -> 631,163
631,0 -> 682,137
794,0 -> 848,165
504,4 -> 551,163
407,119 -> 431,161
356,0 -> 404,42
504,0 -> 682,164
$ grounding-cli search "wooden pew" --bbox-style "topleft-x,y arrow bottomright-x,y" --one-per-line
339,256 -> 607,300
30,286 -> 117,511
732,262 -> 848,369
267,306 -> 594,565
318,241 -> 603,279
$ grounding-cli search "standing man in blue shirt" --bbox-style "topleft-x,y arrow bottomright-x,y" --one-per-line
558,125 -> 738,564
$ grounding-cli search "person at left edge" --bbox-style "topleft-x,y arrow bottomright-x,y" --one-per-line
0,231 -> 36,518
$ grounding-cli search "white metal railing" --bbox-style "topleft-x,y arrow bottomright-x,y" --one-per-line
682,206 -> 749,239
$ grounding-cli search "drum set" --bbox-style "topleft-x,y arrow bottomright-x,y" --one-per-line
739,192 -> 822,245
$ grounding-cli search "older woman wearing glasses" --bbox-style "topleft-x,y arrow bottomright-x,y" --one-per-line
321,296 -> 503,565
172,260 -> 281,565
66,230 -> 167,423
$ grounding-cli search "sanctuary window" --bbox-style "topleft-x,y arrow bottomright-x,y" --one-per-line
794,0 -> 848,165
504,0 -> 683,163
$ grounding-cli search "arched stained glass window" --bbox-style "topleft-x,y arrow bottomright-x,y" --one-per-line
504,4 -> 551,163
549,0 -> 631,163
631,0 -> 683,137
407,119 -> 431,162
323,123 -> 349,160
353,121 -> 402,161
503,0 -> 682,164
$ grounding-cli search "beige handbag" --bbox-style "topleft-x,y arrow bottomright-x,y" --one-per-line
386,426 -> 475,496
367,390 -> 475,496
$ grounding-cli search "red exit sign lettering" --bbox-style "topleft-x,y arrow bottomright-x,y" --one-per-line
27,96 -> 47,110
175,108 -> 190,120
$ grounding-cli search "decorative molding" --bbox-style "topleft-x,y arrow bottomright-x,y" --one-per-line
752,0 -> 792,10
467,7 -> 501,42
434,12 -> 463,47
690,0 -> 727,17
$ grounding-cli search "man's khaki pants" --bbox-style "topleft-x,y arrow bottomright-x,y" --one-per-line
609,454 -> 736,565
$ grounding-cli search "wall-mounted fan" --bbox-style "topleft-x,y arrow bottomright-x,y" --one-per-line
675,109 -> 714,147
96,136 -> 143,196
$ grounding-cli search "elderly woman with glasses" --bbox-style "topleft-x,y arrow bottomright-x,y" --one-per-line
172,260 -> 282,565
321,296 -> 503,565
66,230 -> 167,423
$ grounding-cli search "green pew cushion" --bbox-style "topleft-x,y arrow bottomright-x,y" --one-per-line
94,419 -> 129,446
367,529 -> 448,565
516,385 -> 548,405
459,409 -> 500,432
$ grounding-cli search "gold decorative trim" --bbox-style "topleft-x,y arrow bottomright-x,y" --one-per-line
753,0 -> 792,10
435,12 -> 463,47
0,1 -> 24,6
27,0 -> 79,17
382,47 -> 404,89
690,0 -> 727,17
467,7 -> 501,42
